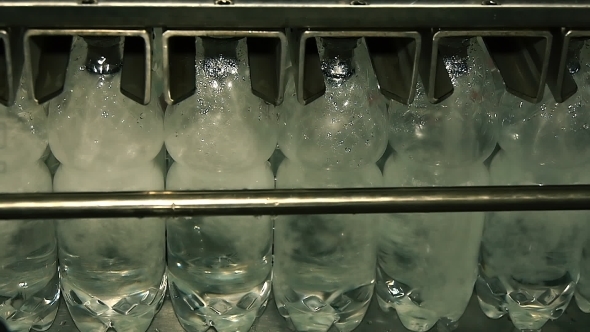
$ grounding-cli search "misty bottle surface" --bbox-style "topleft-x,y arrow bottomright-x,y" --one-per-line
0,76 -> 59,332
164,37 -> 278,172
274,37 -> 387,332
48,36 -> 164,170
164,36 -> 277,332
48,36 -> 166,332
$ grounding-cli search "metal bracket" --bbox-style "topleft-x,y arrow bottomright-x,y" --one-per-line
24,29 -> 152,105
0,28 -> 24,107
421,30 -> 552,104
292,30 -> 421,105
547,29 -> 590,103
162,30 -> 287,106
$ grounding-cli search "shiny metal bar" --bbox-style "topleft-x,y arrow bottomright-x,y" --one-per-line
2,186 -> 590,220
1,1 -> 590,29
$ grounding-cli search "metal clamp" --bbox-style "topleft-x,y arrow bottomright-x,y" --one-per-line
291,29 -> 421,105
546,29 -> 590,103
421,30 -> 552,104
162,30 -> 287,106
24,29 -> 152,105
0,28 -> 23,107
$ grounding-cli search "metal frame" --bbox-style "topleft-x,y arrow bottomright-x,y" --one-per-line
2,185 -> 590,220
294,30 -> 421,105
0,28 -> 23,107
423,30 -> 552,104
1,1 -> 590,29
547,29 -> 590,103
24,29 -> 152,105
162,29 -> 288,106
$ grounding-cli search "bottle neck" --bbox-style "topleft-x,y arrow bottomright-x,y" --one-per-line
319,37 -> 358,85
439,37 -> 470,78
83,36 -> 123,75
201,37 -> 241,79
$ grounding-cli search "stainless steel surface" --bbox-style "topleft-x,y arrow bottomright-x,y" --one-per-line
46,292 -> 590,332
162,30 -> 287,106
0,28 -> 23,106
1,1 -> 590,29
24,29 -> 152,105
292,30 -> 421,105
2,185 -> 590,219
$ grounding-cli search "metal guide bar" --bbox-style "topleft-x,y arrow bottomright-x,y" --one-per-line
2,186 -> 590,220
163,30 -> 287,106
1,2 -> 590,29
24,29 -> 152,105
424,30 -> 552,104
292,29 -> 421,105
0,28 -> 23,106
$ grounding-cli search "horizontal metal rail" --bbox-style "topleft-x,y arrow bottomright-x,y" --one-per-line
1,186 -> 590,220
0,1 -> 589,29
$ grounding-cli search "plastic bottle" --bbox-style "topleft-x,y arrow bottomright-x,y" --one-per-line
377,37 -> 495,332
48,36 -> 166,332
477,39 -> 590,330
274,37 -> 387,332
164,37 -> 277,332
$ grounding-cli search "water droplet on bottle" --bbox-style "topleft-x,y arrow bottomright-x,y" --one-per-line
79,65 -> 86,71
139,113 -> 145,119
345,147 -> 351,153
18,282 -> 28,288
101,111 -> 109,118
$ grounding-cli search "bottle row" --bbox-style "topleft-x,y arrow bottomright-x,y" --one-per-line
3,152 -> 590,332
1,35 -> 590,332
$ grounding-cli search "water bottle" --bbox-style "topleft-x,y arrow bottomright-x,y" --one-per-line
477,39 -> 590,330
48,36 -> 166,332
378,37 -> 495,332
0,76 -> 59,331
164,36 -> 277,332
274,37 -> 387,332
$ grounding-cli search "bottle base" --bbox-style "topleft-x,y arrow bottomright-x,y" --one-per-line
62,274 -> 167,332
274,284 -> 373,332
0,272 -> 60,332
168,275 -> 272,332
476,268 -> 575,330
